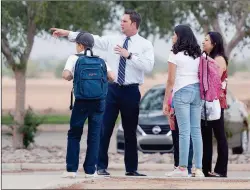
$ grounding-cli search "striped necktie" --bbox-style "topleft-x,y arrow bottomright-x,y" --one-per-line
117,37 -> 130,85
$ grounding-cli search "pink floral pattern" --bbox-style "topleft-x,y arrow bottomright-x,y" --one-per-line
198,56 -> 221,102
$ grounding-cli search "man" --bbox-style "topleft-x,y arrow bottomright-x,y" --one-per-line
51,9 -> 154,177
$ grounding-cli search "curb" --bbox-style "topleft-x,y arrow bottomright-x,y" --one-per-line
3,163 -> 250,172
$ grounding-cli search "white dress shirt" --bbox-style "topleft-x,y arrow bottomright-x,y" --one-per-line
68,32 -> 154,85
64,50 -> 111,78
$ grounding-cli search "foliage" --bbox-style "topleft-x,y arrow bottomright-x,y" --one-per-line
1,1 -> 114,69
8,107 -> 45,148
116,1 -> 250,57
1,1 -> 115,148
116,1 -> 181,40
182,1 -> 250,57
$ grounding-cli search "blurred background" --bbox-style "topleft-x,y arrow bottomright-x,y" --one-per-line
1,1 -> 250,156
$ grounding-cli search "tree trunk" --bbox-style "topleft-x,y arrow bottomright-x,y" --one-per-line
12,69 -> 26,149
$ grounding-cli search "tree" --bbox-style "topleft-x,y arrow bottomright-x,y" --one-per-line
184,1 -> 250,58
116,1 -> 182,43
117,1 -> 250,58
1,1 -> 114,149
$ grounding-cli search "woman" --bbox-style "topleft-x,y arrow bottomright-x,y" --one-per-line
201,32 -> 229,177
166,91 -> 194,177
163,24 -> 204,177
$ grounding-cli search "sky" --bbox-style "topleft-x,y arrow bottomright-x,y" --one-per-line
30,30 -> 249,63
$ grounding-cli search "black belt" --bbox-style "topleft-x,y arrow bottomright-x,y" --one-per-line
111,82 -> 139,88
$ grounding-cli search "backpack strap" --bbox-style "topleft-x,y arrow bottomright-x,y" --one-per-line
84,48 -> 93,56
203,53 -> 209,127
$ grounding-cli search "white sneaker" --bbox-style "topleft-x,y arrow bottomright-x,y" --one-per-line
193,168 -> 205,177
85,172 -> 97,178
165,167 -> 188,177
165,166 -> 177,176
61,171 -> 77,178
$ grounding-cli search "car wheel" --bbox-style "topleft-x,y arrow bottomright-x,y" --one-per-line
232,130 -> 249,154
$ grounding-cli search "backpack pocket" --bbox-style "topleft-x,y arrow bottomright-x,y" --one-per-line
79,68 -> 104,99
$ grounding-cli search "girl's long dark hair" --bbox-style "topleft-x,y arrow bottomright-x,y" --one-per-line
207,31 -> 228,65
172,24 -> 201,59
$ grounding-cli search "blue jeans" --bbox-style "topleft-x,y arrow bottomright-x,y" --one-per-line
173,83 -> 203,169
171,117 -> 193,174
66,99 -> 105,174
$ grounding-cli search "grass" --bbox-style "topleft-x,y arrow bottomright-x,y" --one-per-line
1,114 -> 121,125
1,114 -> 71,125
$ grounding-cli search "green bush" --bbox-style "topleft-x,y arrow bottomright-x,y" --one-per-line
8,107 -> 44,148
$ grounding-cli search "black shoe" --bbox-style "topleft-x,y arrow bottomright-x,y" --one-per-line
208,172 -> 227,178
125,171 -> 146,176
97,169 -> 110,176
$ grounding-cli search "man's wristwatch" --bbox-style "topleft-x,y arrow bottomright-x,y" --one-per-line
127,52 -> 132,60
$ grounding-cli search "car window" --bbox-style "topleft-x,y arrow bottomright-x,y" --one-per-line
140,88 -> 165,111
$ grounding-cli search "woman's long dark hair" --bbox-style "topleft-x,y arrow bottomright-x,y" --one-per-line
172,24 -> 201,59
207,31 -> 228,65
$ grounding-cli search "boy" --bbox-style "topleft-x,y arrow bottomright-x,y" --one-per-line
166,92 -> 194,177
61,32 -> 115,178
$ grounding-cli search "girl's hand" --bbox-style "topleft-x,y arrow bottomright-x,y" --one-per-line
163,103 -> 170,116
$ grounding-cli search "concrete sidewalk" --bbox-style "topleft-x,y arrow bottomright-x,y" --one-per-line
2,170 -> 250,189
2,163 -> 250,172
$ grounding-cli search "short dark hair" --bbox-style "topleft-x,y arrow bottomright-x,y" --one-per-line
172,24 -> 201,59
75,32 -> 94,49
124,9 -> 141,29
207,31 -> 228,65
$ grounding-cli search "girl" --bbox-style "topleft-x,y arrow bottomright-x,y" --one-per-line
166,92 -> 194,177
163,24 -> 204,177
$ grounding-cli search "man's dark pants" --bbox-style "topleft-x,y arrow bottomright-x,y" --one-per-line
66,99 -> 105,174
97,83 -> 140,172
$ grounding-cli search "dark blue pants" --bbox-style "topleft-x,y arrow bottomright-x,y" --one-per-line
171,117 -> 193,174
97,83 -> 141,172
66,99 -> 105,174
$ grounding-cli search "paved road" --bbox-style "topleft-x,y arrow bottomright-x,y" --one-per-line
2,170 -> 250,189
2,125 -> 250,154
2,125 -> 118,153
